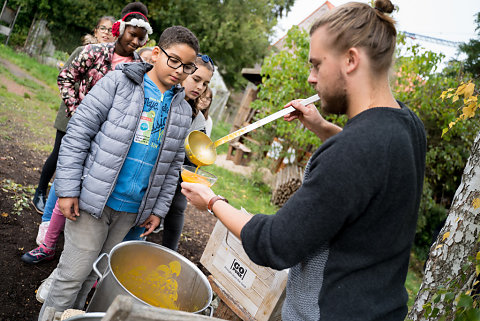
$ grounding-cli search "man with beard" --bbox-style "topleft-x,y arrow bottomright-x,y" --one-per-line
181,1 -> 427,320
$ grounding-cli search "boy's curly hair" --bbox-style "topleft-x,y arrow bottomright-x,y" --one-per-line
158,26 -> 199,55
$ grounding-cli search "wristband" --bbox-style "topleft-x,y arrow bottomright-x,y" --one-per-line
207,195 -> 228,216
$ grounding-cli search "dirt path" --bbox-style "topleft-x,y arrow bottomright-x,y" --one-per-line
0,57 -> 55,94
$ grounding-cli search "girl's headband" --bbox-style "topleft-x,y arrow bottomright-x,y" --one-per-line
111,11 -> 153,45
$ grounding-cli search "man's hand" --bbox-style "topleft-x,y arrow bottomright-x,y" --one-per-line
283,100 -> 342,141
139,214 -> 161,237
58,197 -> 80,221
283,100 -> 325,133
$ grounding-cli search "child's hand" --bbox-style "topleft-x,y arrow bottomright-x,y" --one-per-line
139,214 -> 161,237
58,197 -> 80,221
180,182 -> 215,210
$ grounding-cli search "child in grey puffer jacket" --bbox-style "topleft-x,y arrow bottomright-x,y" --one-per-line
38,25 -> 200,319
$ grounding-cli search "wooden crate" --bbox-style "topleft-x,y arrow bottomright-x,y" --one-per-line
200,219 -> 288,321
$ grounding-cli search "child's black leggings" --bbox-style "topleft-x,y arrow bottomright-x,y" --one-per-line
162,182 -> 187,251
36,130 -> 65,193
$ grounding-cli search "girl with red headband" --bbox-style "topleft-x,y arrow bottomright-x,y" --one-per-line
58,2 -> 152,117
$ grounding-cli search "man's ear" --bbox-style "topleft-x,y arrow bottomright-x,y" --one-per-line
345,47 -> 360,74
150,46 -> 162,63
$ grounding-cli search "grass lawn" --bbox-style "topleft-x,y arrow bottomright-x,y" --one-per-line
0,45 -> 424,308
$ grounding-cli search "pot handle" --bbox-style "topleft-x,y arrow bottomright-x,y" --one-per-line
92,252 -> 109,279
205,304 -> 214,317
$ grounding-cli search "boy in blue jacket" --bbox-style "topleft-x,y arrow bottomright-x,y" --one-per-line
39,26 -> 199,318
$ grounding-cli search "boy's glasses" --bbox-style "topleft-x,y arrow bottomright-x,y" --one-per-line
97,26 -> 112,34
198,54 -> 214,68
160,47 -> 198,75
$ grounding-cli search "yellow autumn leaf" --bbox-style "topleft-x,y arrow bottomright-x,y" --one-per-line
435,244 -> 443,250
452,95 -> 459,103
441,128 -> 449,137
464,94 -> 477,103
462,105 -> 475,118
477,264 -> 480,276
475,281 -> 480,286
466,289 -> 473,295
447,93 -> 454,99
477,251 -> 480,261
442,232 -> 450,241
455,83 -> 467,95
473,198 -> 480,209
1,212 -> 8,217
464,82 -> 475,99
449,121 -> 456,128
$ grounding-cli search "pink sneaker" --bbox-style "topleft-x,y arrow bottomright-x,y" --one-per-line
21,244 -> 55,264
36,221 -> 50,246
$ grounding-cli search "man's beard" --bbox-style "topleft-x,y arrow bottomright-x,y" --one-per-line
318,72 -> 348,115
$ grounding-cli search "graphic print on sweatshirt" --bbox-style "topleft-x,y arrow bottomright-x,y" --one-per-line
135,95 -> 170,148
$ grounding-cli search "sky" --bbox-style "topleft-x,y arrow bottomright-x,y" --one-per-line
272,0 -> 480,61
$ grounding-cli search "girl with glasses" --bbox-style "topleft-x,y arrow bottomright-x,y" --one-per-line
89,16 -> 116,44
165,55 -> 215,250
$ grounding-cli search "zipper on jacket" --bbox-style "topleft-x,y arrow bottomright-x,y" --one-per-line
99,87 -> 145,215
135,90 -> 184,225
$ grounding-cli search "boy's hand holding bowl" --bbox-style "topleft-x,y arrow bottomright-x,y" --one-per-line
181,181 -> 216,211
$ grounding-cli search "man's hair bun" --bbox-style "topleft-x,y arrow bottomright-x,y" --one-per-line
374,0 -> 395,14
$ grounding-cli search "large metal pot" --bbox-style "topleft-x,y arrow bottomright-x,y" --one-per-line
86,241 -> 212,315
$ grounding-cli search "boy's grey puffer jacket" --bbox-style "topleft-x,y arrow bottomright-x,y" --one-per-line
55,62 -> 192,225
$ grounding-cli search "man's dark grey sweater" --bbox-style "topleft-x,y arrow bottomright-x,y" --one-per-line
241,102 -> 426,321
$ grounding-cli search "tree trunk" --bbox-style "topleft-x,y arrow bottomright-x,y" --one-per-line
407,131 -> 480,320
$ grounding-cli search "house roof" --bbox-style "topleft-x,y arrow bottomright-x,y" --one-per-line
272,1 -> 334,50
242,1 -> 335,83
241,67 -> 262,85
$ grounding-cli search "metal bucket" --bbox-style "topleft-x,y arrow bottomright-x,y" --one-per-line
86,241 -> 213,315
63,312 -> 105,320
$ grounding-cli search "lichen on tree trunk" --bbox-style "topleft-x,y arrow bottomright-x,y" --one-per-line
407,131 -> 480,320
